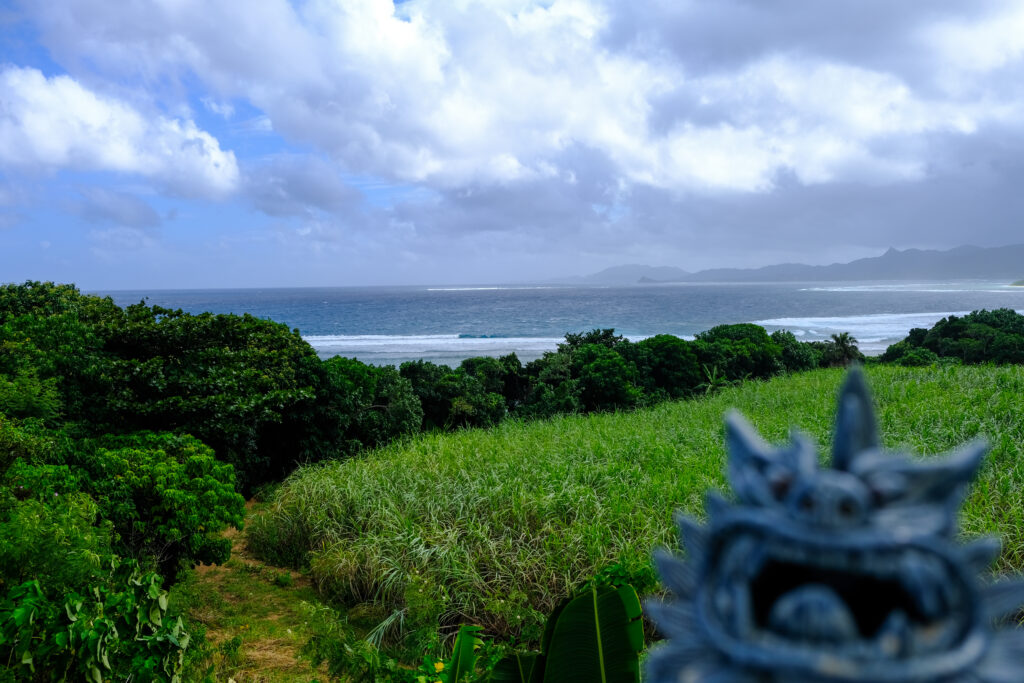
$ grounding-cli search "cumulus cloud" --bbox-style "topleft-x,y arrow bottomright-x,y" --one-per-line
9,0 -> 1024,282
0,66 -> 239,197
19,0 -> 1024,197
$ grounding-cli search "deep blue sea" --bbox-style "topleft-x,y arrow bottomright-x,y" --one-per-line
96,281 -> 1024,366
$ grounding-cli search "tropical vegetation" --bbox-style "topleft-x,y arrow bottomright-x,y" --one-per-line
3,279 -> 1024,680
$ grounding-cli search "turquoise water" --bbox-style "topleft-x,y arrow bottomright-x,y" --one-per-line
98,281 -> 1024,366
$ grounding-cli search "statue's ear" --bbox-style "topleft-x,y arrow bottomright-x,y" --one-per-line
851,440 -> 987,536
832,367 -> 879,471
726,411 -> 816,507
892,439 -> 988,506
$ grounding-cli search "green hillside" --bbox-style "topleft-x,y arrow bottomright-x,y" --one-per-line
249,364 -> 1024,656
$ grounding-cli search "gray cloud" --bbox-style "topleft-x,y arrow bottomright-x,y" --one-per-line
70,187 -> 162,229
245,155 -> 362,218
601,1 -> 991,81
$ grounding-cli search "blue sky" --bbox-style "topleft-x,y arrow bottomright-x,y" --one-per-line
3,1 -> 1024,289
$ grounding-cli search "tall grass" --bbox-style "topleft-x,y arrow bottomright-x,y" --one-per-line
247,365 -> 1024,646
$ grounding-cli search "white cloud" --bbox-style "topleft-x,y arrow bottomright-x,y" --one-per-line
201,97 -> 234,119
7,0 -> 1024,271
22,0 -> 1024,199
925,5 -> 1024,75
0,66 -> 238,197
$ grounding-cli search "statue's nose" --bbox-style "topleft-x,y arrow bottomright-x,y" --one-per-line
790,474 -> 868,527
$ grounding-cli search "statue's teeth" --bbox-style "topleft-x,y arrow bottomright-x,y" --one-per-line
714,580 -> 753,637
721,536 -> 759,580
874,610 -> 911,658
767,584 -> 858,644
900,553 -> 952,620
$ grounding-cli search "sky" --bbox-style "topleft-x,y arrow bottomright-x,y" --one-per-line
2,0 -> 1024,289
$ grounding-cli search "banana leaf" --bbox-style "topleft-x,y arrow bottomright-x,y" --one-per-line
540,584 -> 643,683
488,652 -> 542,682
445,624 -> 484,683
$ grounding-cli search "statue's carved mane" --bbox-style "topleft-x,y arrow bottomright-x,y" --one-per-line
647,369 -> 1024,682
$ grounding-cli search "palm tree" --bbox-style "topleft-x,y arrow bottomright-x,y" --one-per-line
830,332 -> 860,366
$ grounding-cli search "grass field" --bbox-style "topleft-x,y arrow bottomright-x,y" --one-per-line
247,364 -> 1024,652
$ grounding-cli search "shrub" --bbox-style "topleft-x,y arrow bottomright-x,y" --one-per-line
0,558 -> 191,682
324,357 -> 423,452
75,432 -> 245,579
770,330 -> 819,373
695,324 -> 784,380
573,344 -> 642,412
635,334 -> 701,399
882,309 -> 1024,365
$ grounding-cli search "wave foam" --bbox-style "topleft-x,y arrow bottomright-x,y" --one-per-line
753,311 -> 976,353
800,282 -> 1024,293
303,334 -> 565,364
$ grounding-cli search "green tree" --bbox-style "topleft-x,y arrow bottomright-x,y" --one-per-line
695,324 -> 784,380
74,305 -> 341,489
634,334 -> 701,399
74,432 -> 245,578
522,353 -> 578,417
573,344 -> 642,412
559,328 -> 626,352
323,357 -> 423,451
770,330 -> 819,373
829,332 -> 863,367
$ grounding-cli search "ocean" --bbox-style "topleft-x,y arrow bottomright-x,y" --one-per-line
97,281 -> 1024,367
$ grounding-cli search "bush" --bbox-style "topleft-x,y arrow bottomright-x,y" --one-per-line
0,558 -> 191,682
74,432 -> 245,579
523,353 -> 582,418
695,324 -> 784,381
882,309 -> 1024,365
400,360 -> 504,430
634,335 -> 701,399
770,330 -> 819,373
573,344 -> 642,412
323,357 -> 423,452
76,305 -> 344,489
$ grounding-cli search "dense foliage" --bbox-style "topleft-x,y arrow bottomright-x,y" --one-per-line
881,308 -> 1024,365
0,418 -> 212,680
0,280 -> 871,679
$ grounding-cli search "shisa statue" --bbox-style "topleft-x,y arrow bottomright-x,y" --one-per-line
647,369 -> 1024,682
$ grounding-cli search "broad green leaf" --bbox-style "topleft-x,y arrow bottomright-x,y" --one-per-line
488,652 -> 543,683
540,585 -> 643,683
445,624 -> 484,683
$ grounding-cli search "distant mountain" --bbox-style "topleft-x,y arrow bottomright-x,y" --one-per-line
569,264 -> 692,285
578,245 -> 1024,284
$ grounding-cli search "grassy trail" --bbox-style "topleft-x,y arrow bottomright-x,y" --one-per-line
172,502 -> 327,682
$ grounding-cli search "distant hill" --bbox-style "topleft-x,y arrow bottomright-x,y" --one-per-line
577,245 -> 1024,284
567,264 -> 691,285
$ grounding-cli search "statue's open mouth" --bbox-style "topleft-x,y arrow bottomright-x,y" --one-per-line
701,524 -> 982,675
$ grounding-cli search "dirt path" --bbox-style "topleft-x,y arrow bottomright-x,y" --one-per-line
175,502 -> 329,682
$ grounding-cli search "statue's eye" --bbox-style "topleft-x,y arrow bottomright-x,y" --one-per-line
838,498 -> 856,518
799,494 -> 815,512
770,474 -> 792,501
869,486 -> 887,507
